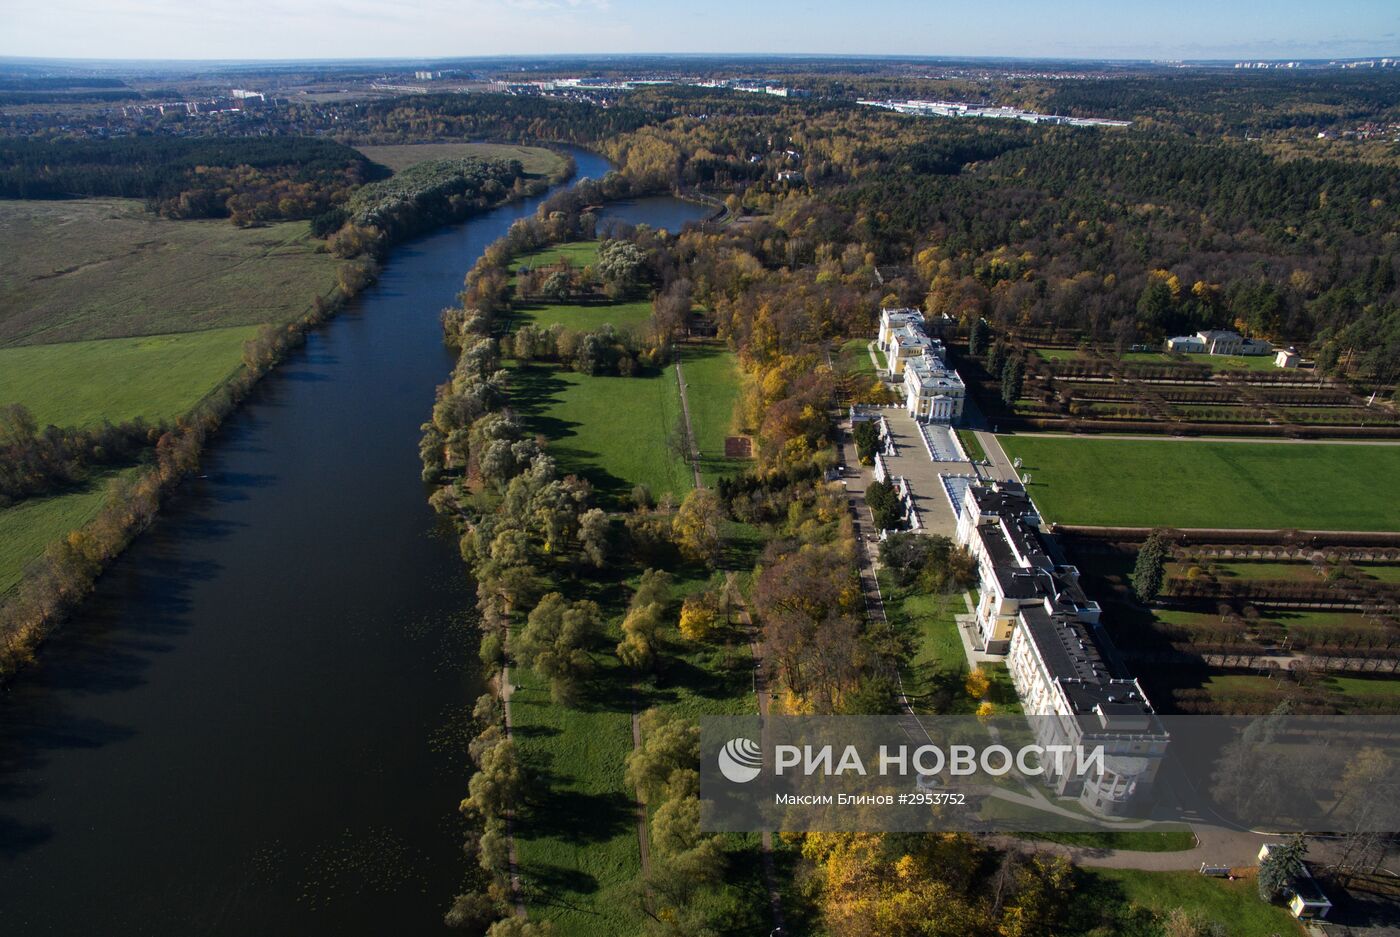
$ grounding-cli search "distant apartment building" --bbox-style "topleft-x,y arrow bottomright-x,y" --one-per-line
1165,329 -> 1273,357
877,308 -> 966,423
952,480 -> 1167,814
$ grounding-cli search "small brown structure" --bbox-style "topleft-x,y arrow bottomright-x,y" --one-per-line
724,436 -> 753,458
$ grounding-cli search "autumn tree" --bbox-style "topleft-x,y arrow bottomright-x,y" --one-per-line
578,508 -> 610,568
678,591 -> 719,642
515,593 -> 600,705
673,488 -> 724,566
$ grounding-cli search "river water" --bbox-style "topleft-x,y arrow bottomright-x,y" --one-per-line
0,149 -> 707,935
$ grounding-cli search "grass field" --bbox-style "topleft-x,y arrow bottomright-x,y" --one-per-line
1035,347 -> 1279,373
510,362 -> 692,502
1178,560 -> 1320,582
1068,868 -> 1303,936
0,199 -> 341,347
0,469 -> 136,595
1000,436 -> 1400,530
512,299 -> 654,334
0,326 -> 258,428
509,650 -> 642,937
1120,351 -> 1278,372
355,142 -> 567,177
511,241 -> 601,277
679,343 -> 746,486
837,338 -> 878,377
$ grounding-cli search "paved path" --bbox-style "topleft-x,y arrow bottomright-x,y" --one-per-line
672,346 -> 704,490
993,823 -> 1270,871
727,573 -> 785,932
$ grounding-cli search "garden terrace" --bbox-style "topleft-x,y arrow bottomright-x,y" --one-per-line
970,339 -> 1400,438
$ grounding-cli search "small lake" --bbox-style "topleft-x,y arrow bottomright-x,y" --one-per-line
0,149 -> 708,935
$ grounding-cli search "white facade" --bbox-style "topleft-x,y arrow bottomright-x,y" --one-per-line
1275,348 -> 1301,368
878,307 -> 965,423
903,353 -> 966,423
1165,335 -> 1206,353
950,481 -> 1165,815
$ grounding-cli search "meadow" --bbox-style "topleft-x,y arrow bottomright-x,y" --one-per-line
0,199 -> 341,347
511,299 -> 654,334
510,241 -> 601,277
0,325 -> 257,427
510,362 -> 693,502
678,342 -> 746,485
1000,436 -> 1400,530
0,469 -> 136,595
355,142 -> 566,177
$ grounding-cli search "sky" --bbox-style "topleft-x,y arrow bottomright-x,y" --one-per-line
1,0 -> 1398,62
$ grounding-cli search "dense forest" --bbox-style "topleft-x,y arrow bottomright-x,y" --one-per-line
0,136 -> 379,222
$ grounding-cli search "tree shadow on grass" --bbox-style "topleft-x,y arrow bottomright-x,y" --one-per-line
507,363 -> 637,502
520,865 -> 603,914
522,788 -> 635,846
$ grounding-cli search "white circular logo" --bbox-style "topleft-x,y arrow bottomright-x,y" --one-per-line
717,737 -> 763,783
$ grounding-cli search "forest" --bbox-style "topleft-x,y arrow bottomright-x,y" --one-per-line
0,136 -> 379,222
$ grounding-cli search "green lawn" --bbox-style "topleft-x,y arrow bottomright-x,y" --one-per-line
1358,564 -> 1400,584
679,343 -> 746,486
1000,436 -> 1400,531
0,468 -> 137,595
956,429 -> 988,463
510,362 -> 692,503
1155,607 -> 1373,629
1067,868 -> 1302,936
511,241 -> 601,277
1184,561 -> 1320,583
882,572 -> 978,714
512,299 -> 654,334
355,142 -> 566,177
0,326 -> 257,428
0,199 -> 341,347
1032,346 -> 1088,362
1320,674 -> 1400,701
509,652 -> 643,937
837,338 -> 877,378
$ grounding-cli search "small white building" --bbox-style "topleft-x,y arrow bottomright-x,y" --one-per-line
1275,347 -> 1301,368
1165,335 -> 1206,354
1197,329 -> 1244,355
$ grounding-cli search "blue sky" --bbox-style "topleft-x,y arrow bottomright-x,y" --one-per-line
2,0 -> 1397,61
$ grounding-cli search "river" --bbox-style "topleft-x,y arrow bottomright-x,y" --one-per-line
0,148 -> 708,935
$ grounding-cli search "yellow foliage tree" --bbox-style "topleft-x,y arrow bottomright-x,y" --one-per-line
965,667 -> 991,700
679,593 -> 719,642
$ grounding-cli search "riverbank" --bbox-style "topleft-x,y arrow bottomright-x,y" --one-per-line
0,146 -> 574,681
0,147 -> 608,935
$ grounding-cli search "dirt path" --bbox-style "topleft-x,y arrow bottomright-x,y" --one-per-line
630,701 -> 653,886
672,346 -> 704,490
499,642 -> 528,918
727,573 -> 785,932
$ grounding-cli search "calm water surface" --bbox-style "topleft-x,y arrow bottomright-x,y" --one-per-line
0,150 -> 707,935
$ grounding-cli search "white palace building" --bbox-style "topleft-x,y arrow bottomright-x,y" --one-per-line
953,480 -> 1169,815
877,308 -> 966,423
